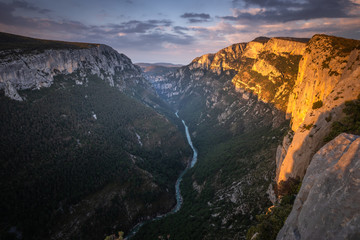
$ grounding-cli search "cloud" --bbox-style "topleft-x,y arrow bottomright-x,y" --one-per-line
12,0 -> 51,14
225,0 -> 360,22
0,1 -> 194,54
104,19 -> 172,34
181,12 -> 211,23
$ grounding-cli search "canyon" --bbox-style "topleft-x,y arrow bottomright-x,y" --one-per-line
0,32 -> 359,240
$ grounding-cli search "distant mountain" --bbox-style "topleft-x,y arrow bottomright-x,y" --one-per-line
136,62 -> 183,69
136,62 -> 182,99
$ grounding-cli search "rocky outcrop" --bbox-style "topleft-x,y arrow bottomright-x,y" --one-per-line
277,35 -> 360,183
0,44 -> 142,100
277,133 -> 360,240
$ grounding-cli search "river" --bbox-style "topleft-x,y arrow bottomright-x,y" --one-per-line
125,111 -> 198,239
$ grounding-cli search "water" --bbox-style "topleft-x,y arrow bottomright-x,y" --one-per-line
125,111 -> 197,239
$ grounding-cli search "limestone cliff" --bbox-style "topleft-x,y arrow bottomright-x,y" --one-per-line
232,37 -> 307,111
0,39 -> 142,100
277,133 -> 360,240
277,35 -> 360,183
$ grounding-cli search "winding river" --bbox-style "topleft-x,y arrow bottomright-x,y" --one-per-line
125,111 -> 198,239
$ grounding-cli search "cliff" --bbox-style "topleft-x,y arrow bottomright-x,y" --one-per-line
276,35 -> 360,183
0,34 -> 143,101
232,37 -> 307,111
277,133 -> 360,240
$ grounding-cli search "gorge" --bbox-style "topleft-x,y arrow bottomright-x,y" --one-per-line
125,111 -> 198,239
0,32 -> 359,240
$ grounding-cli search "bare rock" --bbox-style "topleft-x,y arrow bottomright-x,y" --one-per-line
0,45 -> 142,100
277,133 -> 360,240
277,35 -> 360,183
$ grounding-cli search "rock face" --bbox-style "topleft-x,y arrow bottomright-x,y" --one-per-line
0,44 -> 142,100
277,35 -> 360,183
232,37 -> 307,111
277,133 -> 360,240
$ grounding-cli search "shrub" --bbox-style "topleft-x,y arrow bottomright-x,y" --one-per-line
324,99 -> 360,142
312,100 -> 323,109
325,114 -> 332,122
302,123 -> 314,131
246,178 -> 301,240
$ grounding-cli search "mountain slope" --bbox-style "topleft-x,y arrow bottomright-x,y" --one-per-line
0,33 -> 191,240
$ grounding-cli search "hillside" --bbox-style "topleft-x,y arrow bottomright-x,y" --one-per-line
0,33 -> 191,240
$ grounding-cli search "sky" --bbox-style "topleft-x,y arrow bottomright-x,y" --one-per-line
0,0 -> 360,64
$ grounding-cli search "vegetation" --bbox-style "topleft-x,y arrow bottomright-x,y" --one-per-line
324,97 -> 360,142
246,178 -> 301,240
302,123 -> 314,131
104,231 -> 124,240
0,74 -> 189,239
318,35 -> 360,71
312,100 -> 323,109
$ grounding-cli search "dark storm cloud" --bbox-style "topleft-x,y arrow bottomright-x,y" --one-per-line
226,0 -> 358,22
181,12 -> 211,23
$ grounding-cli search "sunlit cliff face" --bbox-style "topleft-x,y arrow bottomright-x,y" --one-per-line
276,35 -> 360,184
189,34 -> 360,185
